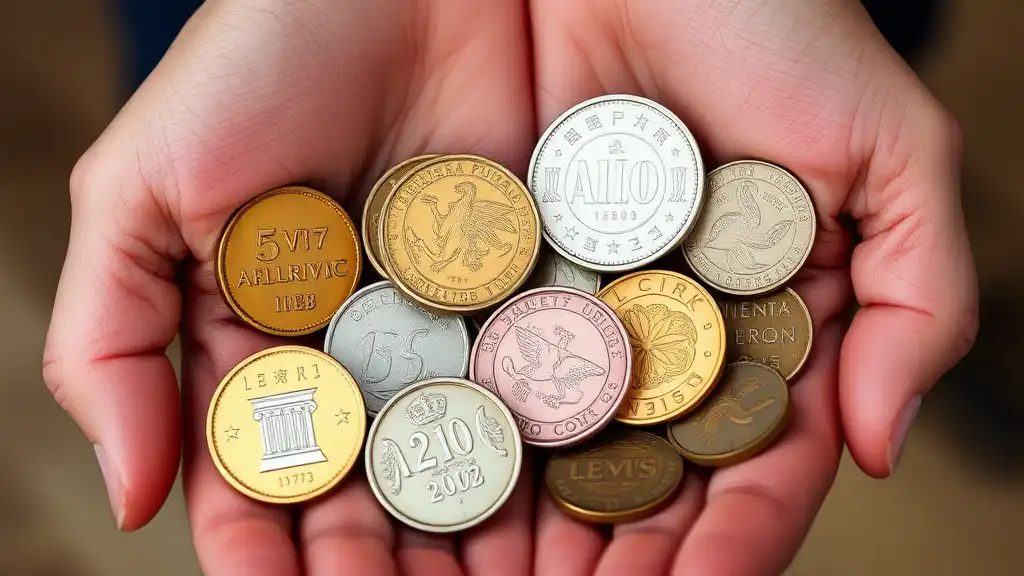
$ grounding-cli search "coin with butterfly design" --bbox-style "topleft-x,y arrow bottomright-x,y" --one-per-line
682,160 -> 816,296
365,377 -> 522,533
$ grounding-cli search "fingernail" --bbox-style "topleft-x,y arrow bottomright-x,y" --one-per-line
888,395 -> 921,474
94,444 -> 125,529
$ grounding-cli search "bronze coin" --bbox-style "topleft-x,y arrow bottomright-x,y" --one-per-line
545,427 -> 684,523
718,287 -> 813,381
667,361 -> 789,466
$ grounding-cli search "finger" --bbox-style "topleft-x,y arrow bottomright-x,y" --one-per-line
299,468 -> 397,576
534,486 -> 606,576
41,137 -> 186,530
396,527 -> 463,576
460,451 -> 536,576
843,101 -> 978,477
181,271 -> 300,576
594,472 -> 706,576
672,319 -> 844,576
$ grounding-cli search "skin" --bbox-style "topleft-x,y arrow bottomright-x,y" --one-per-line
42,0 -> 978,574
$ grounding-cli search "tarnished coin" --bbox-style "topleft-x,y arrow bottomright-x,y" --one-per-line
719,288 -> 813,381
682,160 -> 816,295
362,155 -> 440,278
598,270 -> 726,425
667,361 -> 789,466
380,155 -> 541,314
546,427 -> 684,524
470,287 -> 631,447
217,186 -> 361,336
207,346 -> 366,504
324,280 -> 471,417
365,377 -> 522,533
528,94 -> 705,273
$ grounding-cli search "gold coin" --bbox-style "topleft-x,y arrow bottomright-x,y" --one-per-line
379,155 -> 541,314
598,270 -> 726,425
546,427 -> 684,524
207,346 -> 366,504
362,155 -> 441,278
718,287 -> 813,380
682,160 -> 816,296
217,186 -> 362,336
667,361 -> 790,466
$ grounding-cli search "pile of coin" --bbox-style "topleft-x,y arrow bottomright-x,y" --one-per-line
207,94 -> 816,531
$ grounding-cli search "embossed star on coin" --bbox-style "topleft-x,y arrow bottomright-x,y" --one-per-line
471,287 -> 631,447
529,94 -> 705,273
216,186 -> 362,336
365,378 -> 522,533
324,280 -> 471,417
207,346 -> 366,504
683,160 -> 817,295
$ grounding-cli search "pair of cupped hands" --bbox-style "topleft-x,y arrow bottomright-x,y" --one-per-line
43,0 -> 978,574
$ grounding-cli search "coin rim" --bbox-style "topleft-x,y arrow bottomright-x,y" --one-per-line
206,345 -> 367,504
528,93 -> 707,273
545,428 -> 685,523
596,269 -> 727,425
665,360 -> 791,466
378,154 -> 542,314
362,155 -> 442,278
215,186 -> 363,336
469,285 -> 632,448
364,377 -> 523,533
323,279 -> 471,418
681,159 -> 817,296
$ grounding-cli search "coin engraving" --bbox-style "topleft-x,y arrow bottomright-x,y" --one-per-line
719,287 -> 813,380
529,95 -> 705,272
207,347 -> 366,504
366,378 -> 521,533
667,361 -> 789,466
598,271 -> 726,425
382,156 -> 540,313
363,155 -> 440,278
683,160 -> 816,295
325,281 -> 469,417
472,288 -> 631,447
545,428 -> 684,523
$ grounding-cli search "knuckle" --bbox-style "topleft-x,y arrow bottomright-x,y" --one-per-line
952,301 -> 980,360
41,344 -> 74,414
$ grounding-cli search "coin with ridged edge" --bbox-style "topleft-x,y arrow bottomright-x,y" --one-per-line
682,160 -> 816,296
365,377 -> 522,533
207,346 -> 366,504
379,154 -> 541,315
217,186 -> 361,336
598,270 -> 727,425
324,280 -> 470,417
667,361 -> 790,466
546,427 -> 684,523
362,155 -> 440,278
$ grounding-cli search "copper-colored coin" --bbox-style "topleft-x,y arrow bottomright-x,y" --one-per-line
362,155 -> 441,278
667,361 -> 789,467
217,186 -> 361,336
379,155 -> 541,315
682,160 -> 816,296
719,288 -> 813,381
598,270 -> 727,425
546,427 -> 684,523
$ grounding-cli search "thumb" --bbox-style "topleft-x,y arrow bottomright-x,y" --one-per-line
43,129 -> 186,530
841,92 -> 979,478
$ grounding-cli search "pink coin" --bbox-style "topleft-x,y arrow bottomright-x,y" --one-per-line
470,286 -> 632,447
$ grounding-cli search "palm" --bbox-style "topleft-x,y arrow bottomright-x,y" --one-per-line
45,1 -> 975,575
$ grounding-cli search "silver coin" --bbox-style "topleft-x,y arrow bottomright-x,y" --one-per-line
365,377 -> 522,533
528,94 -> 705,273
324,281 -> 470,417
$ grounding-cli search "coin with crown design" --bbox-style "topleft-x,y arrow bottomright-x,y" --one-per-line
365,377 -> 522,532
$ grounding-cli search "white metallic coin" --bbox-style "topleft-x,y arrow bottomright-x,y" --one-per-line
324,281 -> 470,417
365,378 -> 522,533
528,94 -> 705,273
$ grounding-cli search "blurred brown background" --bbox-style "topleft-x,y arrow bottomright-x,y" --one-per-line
1,0 -> 1021,574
